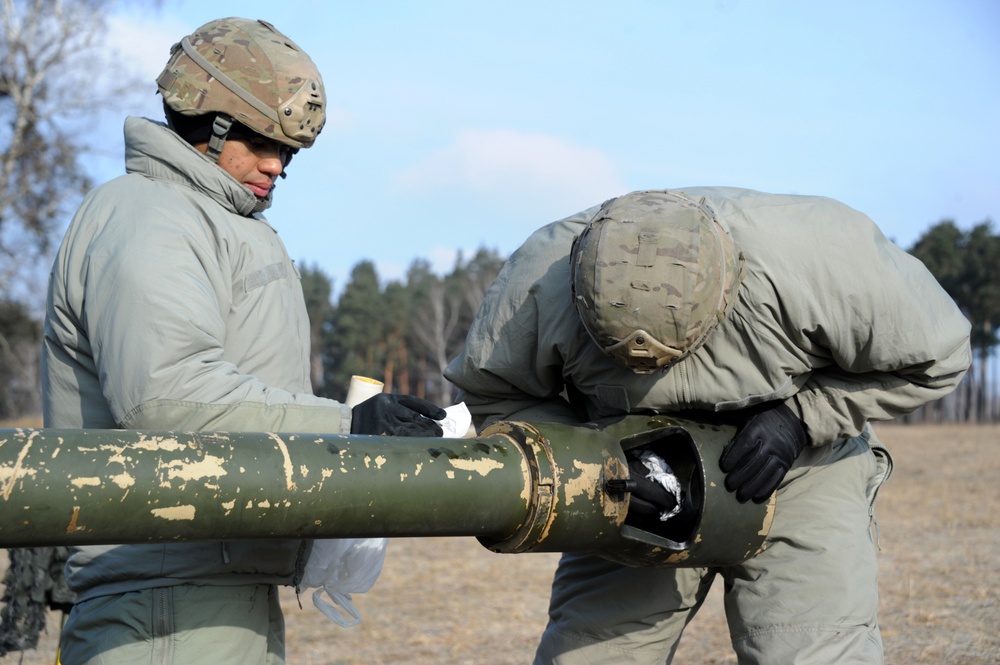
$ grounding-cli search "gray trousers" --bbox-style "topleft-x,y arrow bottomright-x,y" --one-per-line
59,583 -> 285,665
534,432 -> 894,665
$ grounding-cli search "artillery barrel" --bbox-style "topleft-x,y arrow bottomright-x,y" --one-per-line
0,416 -> 773,567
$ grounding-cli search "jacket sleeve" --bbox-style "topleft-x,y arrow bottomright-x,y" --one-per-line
82,198 -> 352,434
781,213 -> 972,443
445,214 -> 596,428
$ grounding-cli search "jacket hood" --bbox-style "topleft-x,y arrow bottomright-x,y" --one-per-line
123,116 -> 266,216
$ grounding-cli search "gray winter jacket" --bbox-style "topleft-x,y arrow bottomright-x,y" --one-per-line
445,187 -> 971,445
42,116 -> 352,601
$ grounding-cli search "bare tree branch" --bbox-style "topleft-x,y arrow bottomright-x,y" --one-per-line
0,0 -> 145,293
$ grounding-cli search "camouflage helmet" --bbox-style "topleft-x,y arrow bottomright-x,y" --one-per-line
571,190 -> 745,374
156,18 -> 325,149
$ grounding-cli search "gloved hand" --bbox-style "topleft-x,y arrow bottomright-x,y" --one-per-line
625,453 -> 679,519
719,402 -> 808,504
350,394 -> 447,437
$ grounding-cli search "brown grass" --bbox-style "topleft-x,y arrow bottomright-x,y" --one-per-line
0,416 -> 42,428
3,424 -> 998,664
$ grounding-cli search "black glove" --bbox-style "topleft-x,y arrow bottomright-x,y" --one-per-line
625,452 -> 678,519
719,402 -> 808,504
350,394 -> 447,437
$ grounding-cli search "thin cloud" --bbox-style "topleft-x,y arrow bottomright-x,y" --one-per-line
396,129 -> 624,208
374,247 -> 472,286
106,14 -> 186,80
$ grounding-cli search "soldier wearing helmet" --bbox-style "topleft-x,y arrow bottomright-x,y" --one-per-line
570,190 -> 744,374
43,18 -> 446,665
446,187 -> 971,665
155,17 -> 326,213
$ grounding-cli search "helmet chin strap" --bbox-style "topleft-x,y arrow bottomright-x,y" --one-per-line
206,114 -> 234,163
203,112 -> 274,214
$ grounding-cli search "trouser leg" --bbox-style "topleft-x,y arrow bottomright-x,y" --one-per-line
59,583 -> 285,665
723,432 -> 892,665
533,553 -> 713,665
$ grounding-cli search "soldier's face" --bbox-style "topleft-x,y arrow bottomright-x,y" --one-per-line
195,136 -> 290,200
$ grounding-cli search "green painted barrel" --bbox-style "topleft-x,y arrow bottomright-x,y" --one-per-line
0,415 -> 772,567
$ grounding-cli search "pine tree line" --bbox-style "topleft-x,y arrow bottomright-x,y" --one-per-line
299,248 -> 507,407
2,223 -> 997,422
904,220 -> 1000,422
296,218 -> 999,422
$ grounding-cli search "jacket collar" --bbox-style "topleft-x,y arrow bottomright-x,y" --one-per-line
123,116 -> 267,217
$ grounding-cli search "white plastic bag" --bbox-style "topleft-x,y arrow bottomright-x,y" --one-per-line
299,391 -> 470,627
300,537 -> 388,627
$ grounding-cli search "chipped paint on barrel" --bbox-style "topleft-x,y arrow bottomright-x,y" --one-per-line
0,416 -> 772,568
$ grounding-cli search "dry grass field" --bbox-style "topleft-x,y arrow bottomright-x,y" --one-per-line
2,423 -> 998,664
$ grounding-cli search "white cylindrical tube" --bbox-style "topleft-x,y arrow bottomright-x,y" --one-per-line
345,375 -> 385,407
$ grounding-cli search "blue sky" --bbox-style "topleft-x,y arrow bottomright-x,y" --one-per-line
102,0 -> 1000,294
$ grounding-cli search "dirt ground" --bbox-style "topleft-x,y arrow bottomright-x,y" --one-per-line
2,423 -> 998,664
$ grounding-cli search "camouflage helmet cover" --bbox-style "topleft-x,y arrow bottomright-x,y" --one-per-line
156,18 -> 326,149
571,190 -> 745,374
